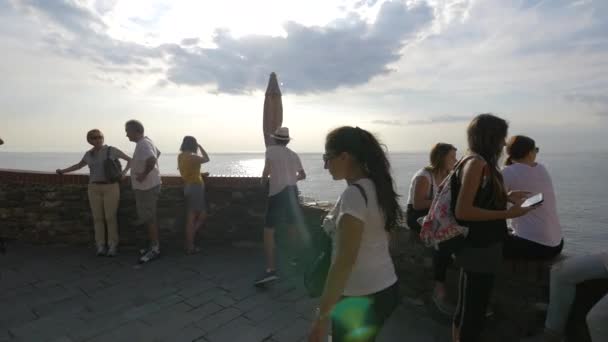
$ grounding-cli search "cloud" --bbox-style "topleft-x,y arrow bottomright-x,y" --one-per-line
17,0 -> 107,34
372,114 -> 472,126
371,119 -> 404,126
94,0 -> 117,15
10,0 -> 434,94
565,94 -> 608,106
354,0 -> 380,9
180,37 -> 200,46
13,0 -> 162,67
406,115 -> 471,125
162,1 -> 433,94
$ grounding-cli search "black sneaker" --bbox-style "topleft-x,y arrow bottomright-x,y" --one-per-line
138,248 -> 160,264
254,270 -> 278,286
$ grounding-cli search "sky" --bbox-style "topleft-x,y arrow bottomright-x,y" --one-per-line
1,0 -> 607,154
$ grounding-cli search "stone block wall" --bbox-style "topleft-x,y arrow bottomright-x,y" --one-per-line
0,169 -> 267,245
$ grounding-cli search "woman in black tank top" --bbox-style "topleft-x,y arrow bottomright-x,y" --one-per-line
452,114 -> 539,342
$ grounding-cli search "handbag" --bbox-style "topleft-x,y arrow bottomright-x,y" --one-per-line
103,146 -> 122,183
304,183 -> 368,298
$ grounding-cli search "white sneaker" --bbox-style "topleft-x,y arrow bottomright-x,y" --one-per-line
96,245 -> 107,256
107,245 -> 117,257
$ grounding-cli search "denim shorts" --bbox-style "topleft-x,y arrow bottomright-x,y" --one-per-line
184,183 -> 207,213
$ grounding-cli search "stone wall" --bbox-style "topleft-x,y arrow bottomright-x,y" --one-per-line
0,169 -> 267,245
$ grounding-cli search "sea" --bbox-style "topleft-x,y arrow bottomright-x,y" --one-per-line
1,151 -> 606,255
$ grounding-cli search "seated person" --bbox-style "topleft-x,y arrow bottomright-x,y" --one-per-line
502,135 -> 564,259
405,143 -> 457,231
523,252 -> 608,342
405,143 -> 458,315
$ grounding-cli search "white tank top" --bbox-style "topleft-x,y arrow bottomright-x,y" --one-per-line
406,168 -> 435,205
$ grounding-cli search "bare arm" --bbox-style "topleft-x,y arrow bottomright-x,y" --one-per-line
114,148 -> 132,176
455,159 -> 533,221
412,176 -> 432,210
198,144 -> 210,164
56,160 -> 87,175
316,214 -> 364,321
261,158 -> 270,184
141,156 -> 157,177
297,169 -> 306,181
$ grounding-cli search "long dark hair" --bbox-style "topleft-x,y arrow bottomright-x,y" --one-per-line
505,135 -> 536,166
325,126 -> 402,231
180,136 -> 198,153
467,114 -> 508,207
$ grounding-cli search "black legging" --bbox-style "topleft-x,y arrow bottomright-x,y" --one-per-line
503,235 -> 563,260
454,269 -> 495,342
434,236 -> 467,282
332,282 -> 399,342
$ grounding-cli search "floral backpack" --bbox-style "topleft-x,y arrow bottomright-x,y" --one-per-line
419,155 -> 480,248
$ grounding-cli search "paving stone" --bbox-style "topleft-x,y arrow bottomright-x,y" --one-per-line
87,320 -> 151,342
0,243 -> 448,342
195,307 -> 243,333
185,288 -> 228,308
205,317 -> 272,342
271,317 -> 309,342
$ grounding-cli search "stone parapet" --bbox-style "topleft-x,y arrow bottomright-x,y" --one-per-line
0,169 -> 266,245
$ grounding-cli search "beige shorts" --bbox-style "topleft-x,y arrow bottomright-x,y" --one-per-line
134,185 -> 161,224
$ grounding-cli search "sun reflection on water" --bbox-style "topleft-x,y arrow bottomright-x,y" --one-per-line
229,158 -> 264,177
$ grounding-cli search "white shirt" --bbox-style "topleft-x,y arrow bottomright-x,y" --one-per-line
502,162 -> 562,247
265,145 -> 303,196
406,168 -> 435,205
323,178 -> 398,296
131,137 -> 161,190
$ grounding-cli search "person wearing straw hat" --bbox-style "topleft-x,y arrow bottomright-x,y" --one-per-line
255,127 -> 307,286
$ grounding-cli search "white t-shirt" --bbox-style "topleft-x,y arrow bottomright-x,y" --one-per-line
131,137 -> 162,191
265,145 -> 303,196
406,168 -> 435,205
323,178 -> 398,296
502,162 -> 562,247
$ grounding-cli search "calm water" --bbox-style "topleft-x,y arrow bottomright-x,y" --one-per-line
1,151 -> 606,254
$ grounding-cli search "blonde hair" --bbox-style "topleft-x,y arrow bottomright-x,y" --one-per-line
86,129 -> 102,141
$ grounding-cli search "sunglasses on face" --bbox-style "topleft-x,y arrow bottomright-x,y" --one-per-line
322,152 -> 337,163
90,136 -> 104,140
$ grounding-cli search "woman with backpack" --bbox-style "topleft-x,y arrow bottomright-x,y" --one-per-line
406,142 -> 458,314
56,129 -> 131,256
308,126 -> 402,342
452,114 -> 538,341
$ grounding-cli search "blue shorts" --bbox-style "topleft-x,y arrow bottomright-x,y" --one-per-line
184,183 -> 207,213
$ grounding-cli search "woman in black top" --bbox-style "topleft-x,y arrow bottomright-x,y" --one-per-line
452,114 -> 538,342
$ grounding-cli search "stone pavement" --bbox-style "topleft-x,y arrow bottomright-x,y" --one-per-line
0,242 -> 450,342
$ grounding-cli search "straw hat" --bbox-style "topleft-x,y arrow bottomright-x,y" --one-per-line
270,127 -> 291,141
